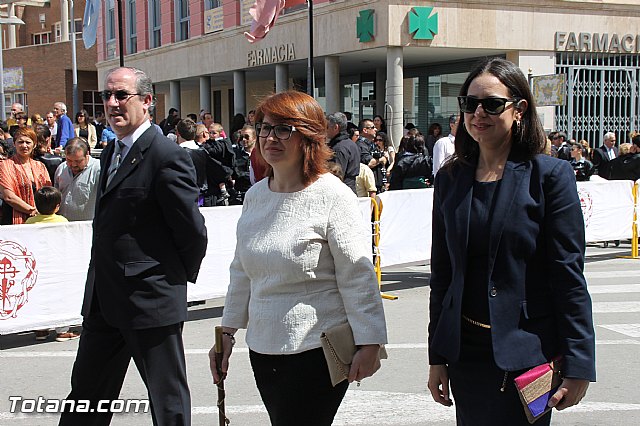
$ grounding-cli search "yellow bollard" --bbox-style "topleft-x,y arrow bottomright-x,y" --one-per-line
370,197 -> 398,300
621,182 -> 639,259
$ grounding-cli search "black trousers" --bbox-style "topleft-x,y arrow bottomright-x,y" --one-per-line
448,323 -> 552,426
249,347 -> 349,426
58,312 -> 190,426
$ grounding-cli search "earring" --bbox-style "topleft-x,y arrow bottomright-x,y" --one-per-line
516,119 -> 521,135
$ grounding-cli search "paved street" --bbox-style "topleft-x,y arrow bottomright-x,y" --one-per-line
1,243 -> 639,425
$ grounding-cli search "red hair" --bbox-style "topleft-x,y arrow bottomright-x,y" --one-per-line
253,91 -> 332,185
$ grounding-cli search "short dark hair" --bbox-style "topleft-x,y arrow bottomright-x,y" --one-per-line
631,133 -> 640,148
34,186 -> 62,215
65,137 -> 90,156
176,118 -> 197,140
187,113 -> 198,122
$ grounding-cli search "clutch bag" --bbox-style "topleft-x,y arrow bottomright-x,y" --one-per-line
513,357 -> 563,424
320,322 -> 387,387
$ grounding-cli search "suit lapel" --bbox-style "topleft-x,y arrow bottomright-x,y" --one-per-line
451,165 -> 474,273
101,127 -> 154,196
99,141 -> 116,194
487,160 -> 528,272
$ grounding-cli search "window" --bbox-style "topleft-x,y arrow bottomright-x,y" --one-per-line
106,0 -> 116,41
70,19 -> 82,34
175,0 -> 190,42
4,93 -> 27,118
55,19 -> 82,41
127,0 -> 137,54
83,91 -> 104,118
149,0 -> 161,48
32,32 -> 51,45
204,0 -> 222,11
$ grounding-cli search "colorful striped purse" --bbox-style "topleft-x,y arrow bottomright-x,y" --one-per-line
513,357 -> 563,424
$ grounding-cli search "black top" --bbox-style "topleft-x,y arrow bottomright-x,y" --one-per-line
463,180 -> 501,323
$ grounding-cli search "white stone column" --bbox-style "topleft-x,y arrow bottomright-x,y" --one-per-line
376,67 -> 387,119
169,80 -> 181,114
386,47 -> 404,150
61,0 -> 70,42
199,76 -> 211,114
8,4 -> 17,48
275,64 -> 289,93
324,56 -> 340,114
233,70 -> 246,115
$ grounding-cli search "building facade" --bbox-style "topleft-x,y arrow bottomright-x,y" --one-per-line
1,0 -> 98,120
94,0 -> 640,148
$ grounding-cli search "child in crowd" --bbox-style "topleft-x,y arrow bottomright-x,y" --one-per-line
25,186 -> 68,224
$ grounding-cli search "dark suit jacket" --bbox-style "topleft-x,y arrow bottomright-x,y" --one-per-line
428,154 -> 595,381
82,126 -> 208,329
591,145 -> 619,178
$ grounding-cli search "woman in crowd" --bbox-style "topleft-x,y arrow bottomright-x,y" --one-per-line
569,141 -> 594,181
74,109 -> 97,148
209,90 -> 387,425
372,132 -> 394,192
373,114 -> 387,133
0,127 -> 51,224
389,134 -> 432,189
427,57 -> 595,425
426,122 -> 442,157
30,112 -> 44,126
33,124 -> 64,183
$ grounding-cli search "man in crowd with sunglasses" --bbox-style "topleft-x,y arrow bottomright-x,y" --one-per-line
432,114 -> 459,176
52,102 -> 75,150
59,67 -> 207,426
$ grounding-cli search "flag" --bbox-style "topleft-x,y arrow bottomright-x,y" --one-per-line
83,0 -> 101,49
244,0 -> 287,43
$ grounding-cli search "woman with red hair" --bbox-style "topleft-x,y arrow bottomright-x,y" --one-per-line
209,91 -> 388,425
0,127 -> 51,224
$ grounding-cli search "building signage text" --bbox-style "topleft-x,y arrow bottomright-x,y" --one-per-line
555,32 -> 639,53
248,43 -> 296,67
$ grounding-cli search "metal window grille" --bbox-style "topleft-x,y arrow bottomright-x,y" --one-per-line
555,52 -> 639,148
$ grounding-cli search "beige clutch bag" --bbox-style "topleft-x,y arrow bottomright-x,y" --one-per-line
320,322 -> 387,387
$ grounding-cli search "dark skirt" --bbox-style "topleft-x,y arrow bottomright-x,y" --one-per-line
249,347 -> 349,426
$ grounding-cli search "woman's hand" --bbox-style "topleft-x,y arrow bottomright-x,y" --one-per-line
208,330 -> 236,384
428,364 -> 453,406
348,344 -> 382,383
548,378 -> 589,410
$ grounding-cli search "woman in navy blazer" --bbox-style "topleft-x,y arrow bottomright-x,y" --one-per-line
427,58 -> 596,425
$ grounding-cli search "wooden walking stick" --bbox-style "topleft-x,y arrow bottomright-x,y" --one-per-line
214,326 -> 230,425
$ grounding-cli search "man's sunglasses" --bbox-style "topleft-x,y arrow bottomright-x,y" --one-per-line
100,90 -> 143,102
255,122 -> 296,140
457,96 -> 521,115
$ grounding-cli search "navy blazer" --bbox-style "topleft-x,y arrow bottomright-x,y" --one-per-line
82,126 -> 208,329
428,154 -> 596,381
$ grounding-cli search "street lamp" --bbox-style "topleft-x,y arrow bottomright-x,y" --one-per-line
0,15 -> 25,121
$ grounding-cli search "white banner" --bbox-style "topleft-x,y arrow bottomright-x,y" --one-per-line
0,180 -> 634,334
577,180 -> 634,242
377,189 -> 434,267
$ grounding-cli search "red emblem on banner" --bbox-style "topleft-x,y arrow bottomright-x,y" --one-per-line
0,240 -> 38,319
578,188 -> 593,228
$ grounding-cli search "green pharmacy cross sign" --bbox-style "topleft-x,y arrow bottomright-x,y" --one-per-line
357,9 -> 375,43
408,6 -> 438,40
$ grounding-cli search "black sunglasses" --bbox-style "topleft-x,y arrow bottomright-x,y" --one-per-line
457,96 -> 521,115
241,134 -> 252,140
100,90 -> 143,102
255,122 -> 296,140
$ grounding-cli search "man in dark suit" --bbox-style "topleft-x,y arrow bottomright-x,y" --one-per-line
59,67 -> 208,426
591,132 -> 619,178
